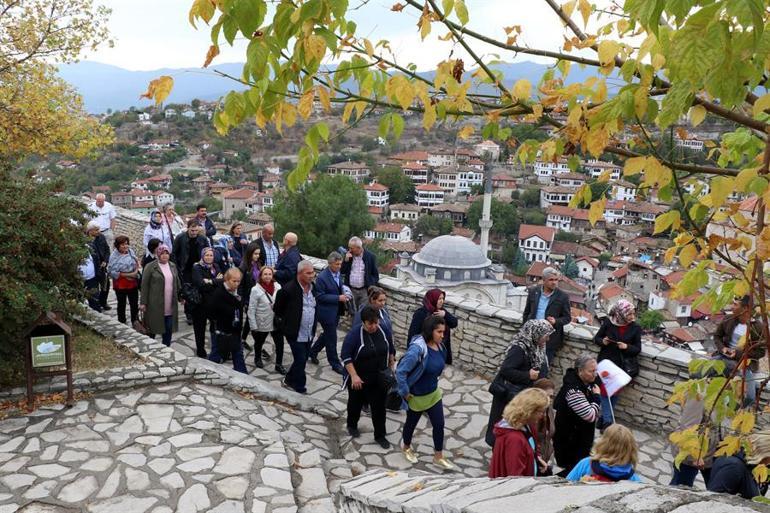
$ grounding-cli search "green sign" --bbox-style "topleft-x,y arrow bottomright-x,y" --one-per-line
30,335 -> 66,368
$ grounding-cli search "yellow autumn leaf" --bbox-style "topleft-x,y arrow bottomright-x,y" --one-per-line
418,14 -> 431,40
562,0 -> 576,19
679,244 -> 697,268
689,105 -> 706,127
297,90 -> 314,120
304,35 -> 326,61
203,45 -> 219,68
342,102 -> 355,124
753,464 -> 769,484
736,168 -> 758,192
624,156 -> 647,176
597,40 -> 619,66
140,76 -> 174,106
654,210 -> 680,234
753,93 -> 770,117
578,0 -> 591,27
422,103 -> 437,130
532,104 -> 543,118
589,197 -> 606,226
651,53 -> 666,70
664,246 -> 677,264
512,79 -> 531,102
457,125 -> 475,139
710,176 -> 735,209
317,86 -> 332,113
732,410 -> 756,434
189,0 -> 216,28
363,38 -> 374,59
714,435 -> 742,457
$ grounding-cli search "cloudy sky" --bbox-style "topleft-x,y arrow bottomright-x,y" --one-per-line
88,0 -> 613,71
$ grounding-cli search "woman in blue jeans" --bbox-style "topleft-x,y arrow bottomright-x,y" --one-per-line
593,300 -> 641,429
396,315 -> 453,470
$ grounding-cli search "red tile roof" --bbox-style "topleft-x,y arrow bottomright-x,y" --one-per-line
391,151 -> 430,161
416,184 -> 444,192
598,282 -> 627,300
526,261 -> 548,277
373,222 -> 405,233
546,206 -> 590,221
364,183 -> 389,191
518,224 -> 556,242
223,188 -> 257,200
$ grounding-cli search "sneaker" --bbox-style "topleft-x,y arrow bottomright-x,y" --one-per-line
375,437 -> 390,449
347,426 -> 361,438
102,305 -> 112,311
403,447 -> 418,464
433,456 -> 454,470
275,364 -> 287,375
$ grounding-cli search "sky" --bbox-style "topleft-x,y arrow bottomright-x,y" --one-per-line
86,0 -> 611,71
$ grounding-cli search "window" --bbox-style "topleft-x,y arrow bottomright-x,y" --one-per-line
444,270 -> 451,280
463,271 -> 471,280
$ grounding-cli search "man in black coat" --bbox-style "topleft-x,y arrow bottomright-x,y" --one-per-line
522,266 -> 572,365
341,236 -> 379,310
172,220 -> 211,323
274,260 -> 317,394
87,222 -> 112,311
207,268 -> 247,374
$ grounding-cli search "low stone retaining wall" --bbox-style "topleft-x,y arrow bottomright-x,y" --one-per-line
335,470 -> 767,513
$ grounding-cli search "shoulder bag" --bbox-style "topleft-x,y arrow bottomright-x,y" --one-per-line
133,310 -> 149,335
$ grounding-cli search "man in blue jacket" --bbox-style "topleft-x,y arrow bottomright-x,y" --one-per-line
275,232 -> 302,286
341,236 -> 379,310
309,252 -> 349,374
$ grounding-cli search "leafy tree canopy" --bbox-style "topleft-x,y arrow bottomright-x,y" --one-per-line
467,197 -> 519,237
638,309 -> 665,331
269,175 -> 374,256
414,215 -> 453,238
376,166 -> 415,204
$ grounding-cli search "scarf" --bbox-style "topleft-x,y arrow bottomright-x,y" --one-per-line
506,319 -> 553,372
260,280 -> 275,296
199,247 -> 217,277
423,288 -> 445,313
107,248 -> 137,278
609,299 -> 635,326
149,209 -> 162,230
156,243 -> 171,256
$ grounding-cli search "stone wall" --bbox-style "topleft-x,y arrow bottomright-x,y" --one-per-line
108,209 -> 768,432
377,276 -> 770,431
335,470 -> 768,513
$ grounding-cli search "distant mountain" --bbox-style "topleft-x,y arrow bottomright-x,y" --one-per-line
58,60 -> 611,114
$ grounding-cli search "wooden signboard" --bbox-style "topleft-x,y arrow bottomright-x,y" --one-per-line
24,312 -> 74,411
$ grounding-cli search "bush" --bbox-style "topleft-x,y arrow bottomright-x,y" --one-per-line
0,169 -> 90,358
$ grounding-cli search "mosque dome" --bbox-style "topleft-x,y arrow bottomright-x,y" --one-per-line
412,235 -> 491,270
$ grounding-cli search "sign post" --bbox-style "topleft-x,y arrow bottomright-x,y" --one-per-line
24,312 -> 74,411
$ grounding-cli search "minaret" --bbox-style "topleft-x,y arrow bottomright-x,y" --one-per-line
479,165 -> 493,257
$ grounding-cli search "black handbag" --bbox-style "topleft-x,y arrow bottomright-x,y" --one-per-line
385,386 -> 402,411
488,373 -> 525,402
182,282 -> 201,306
378,368 -> 396,390
621,354 -> 639,378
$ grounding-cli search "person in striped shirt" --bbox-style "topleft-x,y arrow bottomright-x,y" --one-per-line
553,354 -> 601,477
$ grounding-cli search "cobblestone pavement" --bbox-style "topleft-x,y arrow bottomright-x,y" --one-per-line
0,297 -> 702,512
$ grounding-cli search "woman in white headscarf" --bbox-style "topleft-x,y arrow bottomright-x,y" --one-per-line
485,319 -> 554,447
593,299 -> 642,429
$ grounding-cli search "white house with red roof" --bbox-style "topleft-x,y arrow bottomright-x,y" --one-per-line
401,162 -> 429,184
325,161 -> 370,183
534,158 -> 571,184
518,224 -> 556,263
575,256 -> 599,281
365,222 -> 412,242
415,184 -> 444,207
363,182 -> 390,208
473,140 -> 501,161
546,205 -> 590,231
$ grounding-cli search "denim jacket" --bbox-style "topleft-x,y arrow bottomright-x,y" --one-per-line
395,336 -> 446,401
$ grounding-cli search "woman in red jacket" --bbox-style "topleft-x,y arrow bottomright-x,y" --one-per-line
489,388 -> 550,478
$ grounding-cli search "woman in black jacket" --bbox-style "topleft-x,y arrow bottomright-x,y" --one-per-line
191,247 -> 222,358
407,289 -> 458,364
239,243 -> 262,352
484,319 -> 553,447
593,299 -> 642,429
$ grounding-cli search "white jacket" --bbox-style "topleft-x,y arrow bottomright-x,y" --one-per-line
248,282 -> 281,332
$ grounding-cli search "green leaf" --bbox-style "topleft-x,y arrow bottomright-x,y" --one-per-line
442,0 -> 454,16
329,0 -> 349,19
378,113 -> 392,139
222,14 -> 239,46
654,210 -> 680,234
391,113 -> 405,139
748,176 -> 769,196
316,122 -> 330,142
233,0 -> 266,37
454,0 -> 468,24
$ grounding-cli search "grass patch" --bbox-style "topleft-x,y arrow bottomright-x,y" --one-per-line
0,323 -> 141,389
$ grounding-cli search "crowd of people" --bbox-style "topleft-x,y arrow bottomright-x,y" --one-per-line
80,199 -> 770,499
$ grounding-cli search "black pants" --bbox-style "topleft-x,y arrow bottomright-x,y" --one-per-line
192,305 -> 215,357
115,287 -> 139,324
99,273 -> 111,308
485,392 -> 508,447
251,330 -> 284,364
347,380 -> 387,439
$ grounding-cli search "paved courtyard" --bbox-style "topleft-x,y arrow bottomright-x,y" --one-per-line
0,296 -> 705,512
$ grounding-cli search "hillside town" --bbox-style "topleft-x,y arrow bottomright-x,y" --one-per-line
38,99 -> 748,359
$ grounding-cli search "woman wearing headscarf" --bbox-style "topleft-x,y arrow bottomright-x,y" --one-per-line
107,235 -> 141,326
140,244 -> 182,346
407,289 -> 458,364
229,222 -> 249,267
485,319 -> 554,447
143,209 -> 173,258
191,247 -> 223,358
352,286 -> 394,342
161,203 -> 187,238
593,299 -> 642,429
214,235 -> 237,271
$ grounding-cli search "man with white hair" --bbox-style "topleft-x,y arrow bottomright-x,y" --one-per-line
275,231 -> 302,286
274,259 -> 318,394
522,266 -> 572,365
88,193 -> 117,248
341,236 -> 379,310
86,221 -> 111,311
